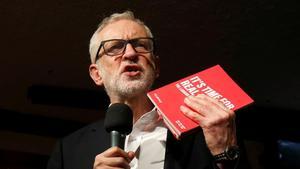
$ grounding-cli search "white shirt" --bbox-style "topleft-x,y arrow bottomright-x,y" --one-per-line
124,108 -> 168,169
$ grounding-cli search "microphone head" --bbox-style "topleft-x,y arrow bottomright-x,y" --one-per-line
104,103 -> 133,134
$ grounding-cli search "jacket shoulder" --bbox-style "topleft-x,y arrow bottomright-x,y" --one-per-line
51,120 -> 110,169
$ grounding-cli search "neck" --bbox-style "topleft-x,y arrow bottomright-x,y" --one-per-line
109,93 -> 154,123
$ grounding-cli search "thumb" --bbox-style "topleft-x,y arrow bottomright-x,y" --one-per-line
127,151 -> 135,161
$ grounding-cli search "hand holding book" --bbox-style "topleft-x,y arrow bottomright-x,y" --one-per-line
147,65 -> 253,139
180,94 -> 237,155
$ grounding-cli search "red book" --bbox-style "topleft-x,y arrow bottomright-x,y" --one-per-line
147,65 -> 254,139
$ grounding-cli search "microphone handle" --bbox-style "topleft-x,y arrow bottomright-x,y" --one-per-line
111,131 -> 126,149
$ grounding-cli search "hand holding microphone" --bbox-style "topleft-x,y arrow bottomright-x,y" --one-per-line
93,103 -> 134,169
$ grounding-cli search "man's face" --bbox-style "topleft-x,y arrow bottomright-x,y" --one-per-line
92,20 -> 158,99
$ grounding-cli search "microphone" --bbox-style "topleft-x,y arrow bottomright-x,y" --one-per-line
104,103 -> 133,149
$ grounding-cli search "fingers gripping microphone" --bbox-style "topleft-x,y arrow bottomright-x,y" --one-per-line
104,103 -> 133,149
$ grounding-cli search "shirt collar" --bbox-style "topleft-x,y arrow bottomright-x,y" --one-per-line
129,107 -> 163,138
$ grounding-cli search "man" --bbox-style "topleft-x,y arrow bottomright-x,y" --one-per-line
47,11 -> 248,169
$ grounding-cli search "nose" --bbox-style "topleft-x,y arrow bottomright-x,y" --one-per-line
122,43 -> 138,61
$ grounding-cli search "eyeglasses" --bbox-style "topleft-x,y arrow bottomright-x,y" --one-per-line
94,37 -> 154,62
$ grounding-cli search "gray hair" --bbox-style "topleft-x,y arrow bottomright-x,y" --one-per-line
89,11 -> 153,63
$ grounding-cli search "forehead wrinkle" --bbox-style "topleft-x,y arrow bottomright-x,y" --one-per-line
98,20 -> 148,41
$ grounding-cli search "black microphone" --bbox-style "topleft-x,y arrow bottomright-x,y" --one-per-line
104,103 -> 133,149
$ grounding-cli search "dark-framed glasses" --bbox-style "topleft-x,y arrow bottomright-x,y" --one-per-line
94,37 -> 154,62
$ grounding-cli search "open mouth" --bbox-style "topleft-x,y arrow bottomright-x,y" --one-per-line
122,65 -> 142,76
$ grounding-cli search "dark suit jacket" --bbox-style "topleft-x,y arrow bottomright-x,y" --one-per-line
47,119 -> 249,169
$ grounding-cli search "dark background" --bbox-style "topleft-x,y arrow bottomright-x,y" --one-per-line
0,0 -> 299,169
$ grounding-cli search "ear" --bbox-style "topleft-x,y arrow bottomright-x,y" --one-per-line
154,55 -> 160,78
89,64 -> 103,86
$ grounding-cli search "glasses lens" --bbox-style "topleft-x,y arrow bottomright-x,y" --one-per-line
101,38 -> 154,56
103,40 -> 126,56
132,38 -> 154,53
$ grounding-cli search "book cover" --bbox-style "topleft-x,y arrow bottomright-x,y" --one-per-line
147,65 -> 254,139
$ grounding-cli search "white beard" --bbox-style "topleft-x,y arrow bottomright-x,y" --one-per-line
99,64 -> 156,99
